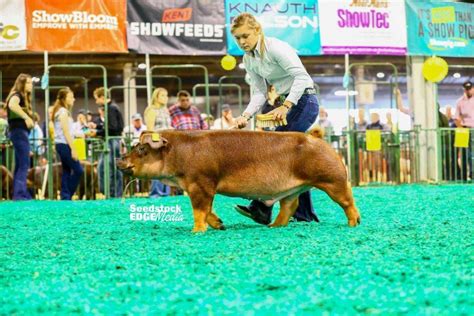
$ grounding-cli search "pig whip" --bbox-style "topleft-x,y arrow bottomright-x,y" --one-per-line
121,178 -> 139,204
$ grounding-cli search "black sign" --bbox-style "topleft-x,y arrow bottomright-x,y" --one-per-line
127,0 -> 226,55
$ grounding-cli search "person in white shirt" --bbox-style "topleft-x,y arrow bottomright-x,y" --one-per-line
123,113 -> 147,146
211,104 -> 235,130
232,13 -> 319,225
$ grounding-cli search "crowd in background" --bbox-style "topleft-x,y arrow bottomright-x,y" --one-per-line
0,73 -> 473,201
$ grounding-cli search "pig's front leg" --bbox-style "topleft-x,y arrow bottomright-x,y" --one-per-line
186,182 -> 216,233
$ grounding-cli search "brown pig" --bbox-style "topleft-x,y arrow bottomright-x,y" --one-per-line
117,129 -> 361,233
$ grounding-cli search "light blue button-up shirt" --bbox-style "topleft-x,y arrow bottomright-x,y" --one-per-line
243,36 -> 314,116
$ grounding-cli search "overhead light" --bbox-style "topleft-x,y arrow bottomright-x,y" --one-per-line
32,77 -> 40,83
376,72 -> 385,78
334,90 -> 358,96
238,63 -> 245,70
137,63 -> 147,70
453,72 -> 461,78
334,64 -> 342,69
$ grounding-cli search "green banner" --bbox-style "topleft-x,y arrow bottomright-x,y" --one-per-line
406,0 -> 473,57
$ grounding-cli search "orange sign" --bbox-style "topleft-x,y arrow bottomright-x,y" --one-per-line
26,0 -> 127,52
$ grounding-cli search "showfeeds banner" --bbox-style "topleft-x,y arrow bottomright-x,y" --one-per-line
0,0 -> 27,51
406,0 -> 474,57
25,0 -> 127,52
318,0 -> 407,55
225,0 -> 321,56
127,0 -> 226,55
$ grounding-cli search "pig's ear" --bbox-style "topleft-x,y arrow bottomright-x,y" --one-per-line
140,132 -> 168,150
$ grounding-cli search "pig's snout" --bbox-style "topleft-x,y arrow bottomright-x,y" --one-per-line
116,158 -> 134,175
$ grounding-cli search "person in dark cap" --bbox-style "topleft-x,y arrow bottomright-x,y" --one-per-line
454,81 -> 474,181
211,104 -> 235,129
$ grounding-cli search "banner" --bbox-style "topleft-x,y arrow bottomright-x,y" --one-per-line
318,0 -> 406,55
0,0 -> 27,51
225,0 -> 321,56
26,0 -> 127,52
406,1 -> 474,57
127,0 -> 226,55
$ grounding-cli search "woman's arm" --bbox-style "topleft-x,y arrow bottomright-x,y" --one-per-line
395,88 -> 412,116
7,95 -> 34,129
144,107 -> 156,131
59,112 -> 78,160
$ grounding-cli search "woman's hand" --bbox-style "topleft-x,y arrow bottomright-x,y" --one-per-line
235,113 -> 250,129
267,105 -> 289,121
25,117 -> 34,129
71,147 -> 79,161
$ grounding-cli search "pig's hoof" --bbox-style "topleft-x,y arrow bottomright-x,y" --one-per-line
268,223 -> 286,228
348,217 -> 361,227
192,226 -> 208,233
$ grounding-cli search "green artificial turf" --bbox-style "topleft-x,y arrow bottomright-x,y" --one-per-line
1,184 -> 473,315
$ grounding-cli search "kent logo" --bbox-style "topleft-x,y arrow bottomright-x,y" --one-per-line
162,8 -> 192,23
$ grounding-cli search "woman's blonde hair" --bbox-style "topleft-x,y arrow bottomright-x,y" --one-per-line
150,87 -> 168,108
231,13 -> 266,58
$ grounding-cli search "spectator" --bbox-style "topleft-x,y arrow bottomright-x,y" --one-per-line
455,81 -> 474,181
72,109 -> 89,138
211,104 -> 235,130
123,113 -> 147,146
355,108 -> 368,131
29,112 -> 45,159
445,106 -> 456,127
0,105 -> 8,165
90,87 -> 124,198
5,73 -> 34,200
169,90 -> 208,130
201,113 -> 214,129
317,107 -> 333,135
366,112 -> 389,131
52,88 -> 83,200
144,87 -> 172,198
86,110 -> 93,123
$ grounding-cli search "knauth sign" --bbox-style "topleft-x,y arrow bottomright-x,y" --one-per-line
127,0 -> 226,55
225,0 -> 321,56
26,0 -> 127,52
406,0 -> 474,57
0,0 -> 27,51
318,0 -> 407,55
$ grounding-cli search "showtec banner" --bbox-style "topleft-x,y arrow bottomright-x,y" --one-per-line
127,0 -> 226,55
0,0 -> 27,51
25,0 -> 127,52
318,0 -> 407,55
406,0 -> 474,57
225,0 -> 321,56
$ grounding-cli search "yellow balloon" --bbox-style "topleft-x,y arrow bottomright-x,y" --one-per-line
422,56 -> 448,83
221,55 -> 237,71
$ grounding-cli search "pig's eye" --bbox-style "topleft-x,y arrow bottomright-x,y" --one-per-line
136,145 -> 148,156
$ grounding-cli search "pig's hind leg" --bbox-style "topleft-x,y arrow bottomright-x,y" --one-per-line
314,179 -> 361,227
269,194 -> 299,228
207,211 -> 226,230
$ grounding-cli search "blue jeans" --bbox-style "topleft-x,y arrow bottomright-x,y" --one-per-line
9,128 -> 32,200
56,143 -> 84,200
98,138 -> 123,197
250,93 -> 320,222
149,180 -> 170,198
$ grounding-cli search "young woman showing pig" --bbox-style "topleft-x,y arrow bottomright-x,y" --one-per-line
232,13 -> 319,225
